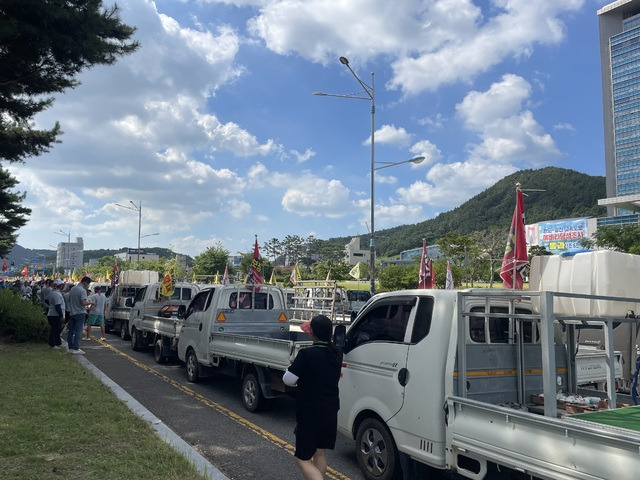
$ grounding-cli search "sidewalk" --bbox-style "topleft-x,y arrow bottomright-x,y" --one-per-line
73,352 -> 230,480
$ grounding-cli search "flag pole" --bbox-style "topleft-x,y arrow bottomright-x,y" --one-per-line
512,183 -> 520,290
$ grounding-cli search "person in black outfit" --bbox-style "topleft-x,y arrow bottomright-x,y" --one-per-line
283,315 -> 342,480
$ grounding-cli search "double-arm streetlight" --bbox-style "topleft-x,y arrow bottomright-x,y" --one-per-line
115,201 -> 143,267
314,56 -> 425,294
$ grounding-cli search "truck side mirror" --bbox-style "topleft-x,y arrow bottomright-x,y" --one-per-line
177,304 -> 186,318
334,325 -> 346,349
125,297 -> 133,308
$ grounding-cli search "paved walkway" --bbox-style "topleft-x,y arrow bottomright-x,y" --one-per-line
76,354 -> 230,480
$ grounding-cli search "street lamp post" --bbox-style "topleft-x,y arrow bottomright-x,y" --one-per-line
115,201 -> 143,268
314,57 -> 425,294
314,56 -> 376,293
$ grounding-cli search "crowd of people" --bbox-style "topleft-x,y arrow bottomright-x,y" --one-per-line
2,276 -> 107,354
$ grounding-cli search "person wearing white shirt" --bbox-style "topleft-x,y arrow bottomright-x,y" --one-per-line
86,286 -> 107,341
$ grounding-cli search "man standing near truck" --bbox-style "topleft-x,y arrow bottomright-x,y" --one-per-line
283,315 -> 342,480
67,277 -> 94,354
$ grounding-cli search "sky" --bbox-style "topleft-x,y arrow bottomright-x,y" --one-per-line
9,0 -> 612,258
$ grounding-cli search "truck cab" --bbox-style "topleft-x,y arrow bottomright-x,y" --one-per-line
129,281 -> 200,340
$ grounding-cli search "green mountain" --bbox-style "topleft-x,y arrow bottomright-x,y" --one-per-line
329,166 -> 607,257
7,167 -> 606,267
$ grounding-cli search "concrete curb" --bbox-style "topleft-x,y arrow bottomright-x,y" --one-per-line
76,355 -> 230,480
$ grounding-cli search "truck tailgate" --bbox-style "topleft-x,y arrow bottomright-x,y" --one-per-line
210,333 -> 312,371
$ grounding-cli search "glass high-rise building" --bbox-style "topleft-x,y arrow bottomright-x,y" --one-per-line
598,0 -> 640,216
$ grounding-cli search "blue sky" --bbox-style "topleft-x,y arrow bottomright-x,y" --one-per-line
10,0 -> 610,258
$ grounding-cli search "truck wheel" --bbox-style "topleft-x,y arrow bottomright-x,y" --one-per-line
154,338 -> 167,364
186,349 -> 200,383
355,418 -> 401,480
242,372 -> 267,413
130,327 -> 141,351
120,321 -> 130,340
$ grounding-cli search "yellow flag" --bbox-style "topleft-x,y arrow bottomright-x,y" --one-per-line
214,273 -> 220,284
161,271 -> 174,296
349,263 -> 361,280
269,270 -> 277,285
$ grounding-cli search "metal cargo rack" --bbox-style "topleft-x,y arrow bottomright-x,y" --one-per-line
455,289 -> 640,418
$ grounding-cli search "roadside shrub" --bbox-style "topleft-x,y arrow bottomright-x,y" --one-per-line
0,289 -> 48,342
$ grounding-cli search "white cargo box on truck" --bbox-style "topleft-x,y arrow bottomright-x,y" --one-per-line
120,269 -> 159,286
530,250 -> 640,391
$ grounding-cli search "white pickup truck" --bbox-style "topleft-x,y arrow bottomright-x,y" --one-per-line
334,288 -> 640,480
128,280 -> 200,351
165,284 -> 313,412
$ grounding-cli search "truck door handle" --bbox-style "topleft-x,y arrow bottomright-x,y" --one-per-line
199,323 -> 203,331
398,368 -> 409,386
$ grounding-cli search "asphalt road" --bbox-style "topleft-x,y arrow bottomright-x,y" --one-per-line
80,333 -> 363,480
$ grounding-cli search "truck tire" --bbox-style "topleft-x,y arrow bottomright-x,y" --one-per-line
355,418 -> 401,480
120,321 -> 130,340
242,372 -> 267,413
186,349 -> 200,383
130,327 -> 141,351
154,338 -> 167,364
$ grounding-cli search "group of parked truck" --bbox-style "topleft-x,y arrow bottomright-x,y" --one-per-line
100,251 -> 640,480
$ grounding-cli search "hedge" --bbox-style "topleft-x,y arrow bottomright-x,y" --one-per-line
0,289 -> 49,342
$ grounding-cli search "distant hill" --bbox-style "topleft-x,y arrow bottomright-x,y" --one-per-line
328,166 -> 607,257
7,167 -> 606,266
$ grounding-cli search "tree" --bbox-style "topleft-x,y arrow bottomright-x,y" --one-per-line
0,1 -> 139,254
262,238 -> 282,265
0,0 -> 140,164
472,227 -> 507,287
583,225 -> 640,255
193,243 -> 230,277
0,167 -> 30,257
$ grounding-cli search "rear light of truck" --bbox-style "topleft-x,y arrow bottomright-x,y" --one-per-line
278,312 -> 288,322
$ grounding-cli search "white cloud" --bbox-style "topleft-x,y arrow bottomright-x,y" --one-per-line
456,74 -> 560,166
290,148 -> 316,163
388,0 -> 584,94
554,122 -> 576,132
365,124 -> 412,145
410,140 -> 441,165
397,160 -> 517,207
245,0 -> 583,94
282,178 -> 352,217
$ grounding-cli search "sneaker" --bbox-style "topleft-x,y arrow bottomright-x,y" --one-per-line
70,349 -> 85,355
83,337 -> 91,341
52,346 -> 61,350
100,337 -> 106,341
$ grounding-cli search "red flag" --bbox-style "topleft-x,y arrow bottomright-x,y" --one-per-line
1,259 -> 6,272
223,265 -> 230,285
418,239 -> 434,289
246,235 -> 263,287
500,187 -> 528,289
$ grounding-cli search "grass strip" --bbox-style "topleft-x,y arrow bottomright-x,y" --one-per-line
0,342 -> 210,480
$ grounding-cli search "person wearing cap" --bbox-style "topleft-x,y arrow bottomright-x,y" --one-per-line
283,315 -> 343,480
67,276 -> 94,354
47,279 -> 66,349
85,286 -> 107,341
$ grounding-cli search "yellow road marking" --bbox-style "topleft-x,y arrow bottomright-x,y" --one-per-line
97,338 -> 351,480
